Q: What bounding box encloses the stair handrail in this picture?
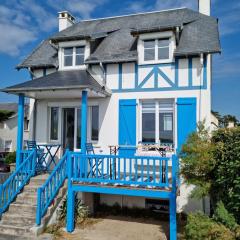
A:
[36,149,69,225]
[0,149,36,216]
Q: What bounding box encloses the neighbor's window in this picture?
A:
[63,46,85,67]
[5,140,12,152]
[91,106,99,141]
[141,100,174,144]
[50,107,59,140]
[143,38,170,62]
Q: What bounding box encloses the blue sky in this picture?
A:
[0,0,239,119]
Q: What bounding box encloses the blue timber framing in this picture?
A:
[111,56,207,93]
[16,94,25,169]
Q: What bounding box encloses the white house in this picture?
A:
[0,1,220,239]
[0,103,29,152]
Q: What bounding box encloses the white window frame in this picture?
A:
[59,40,90,70]
[4,140,12,152]
[139,99,175,144]
[49,107,60,142]
[138,31,175,65]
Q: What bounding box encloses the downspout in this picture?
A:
[198,53,204,122]
[99,62,106,85]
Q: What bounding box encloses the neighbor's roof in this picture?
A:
[2,70,110,96]
[17,8,221,68]
[0,103,29,117]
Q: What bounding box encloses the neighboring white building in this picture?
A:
[0,103,29,152]
[2,2,220,214]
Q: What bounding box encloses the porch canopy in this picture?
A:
[2,69,111,99]
[1,70,111,168]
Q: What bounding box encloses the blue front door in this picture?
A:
[118,99,137,156]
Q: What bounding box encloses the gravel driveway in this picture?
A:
[57,216,168,240]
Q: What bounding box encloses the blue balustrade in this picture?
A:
[70,153,177,189]
[36,150,68,225]
[0,149,36,216]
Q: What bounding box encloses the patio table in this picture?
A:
[37,144,61,171]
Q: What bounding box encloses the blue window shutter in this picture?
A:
[119,99,137,156]
[177,98,197,152]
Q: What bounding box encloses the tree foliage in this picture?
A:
[180,124,240,223]
[0,110,15,123]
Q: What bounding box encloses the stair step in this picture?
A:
[8,203,36,215]
[24,185,41,193]
[0,233,35,240]
[0,224,30,236]
[1,214,35,226]
[16,195,37,205]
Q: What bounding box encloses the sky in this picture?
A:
[0,0,239,119]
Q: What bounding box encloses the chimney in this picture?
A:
[198,0,211,15]
[58,11,75,31]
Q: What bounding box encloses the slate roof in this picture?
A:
[17,8,221,68]
[2,70,110,96]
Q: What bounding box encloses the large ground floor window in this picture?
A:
[141,99,174,144]
[49,105,99,150]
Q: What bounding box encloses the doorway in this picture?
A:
[63,108,75,150]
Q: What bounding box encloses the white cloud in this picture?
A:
[0,23,36,56]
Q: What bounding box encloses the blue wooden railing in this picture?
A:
[70,153,178,189]
[36,150,68,225]
[0,150,36,216]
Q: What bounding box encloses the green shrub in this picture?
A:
[5,151,16,164]
[58,196,89,223]
[213,201,237,230]
[212,127,240,223]
[185,212,235,240]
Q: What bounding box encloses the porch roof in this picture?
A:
[2,70,111,99]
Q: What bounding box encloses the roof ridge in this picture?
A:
[79,7,187,23]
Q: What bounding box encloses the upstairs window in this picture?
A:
[143,38,170,62]
[63,46,85,67]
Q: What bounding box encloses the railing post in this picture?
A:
[32,149,37,176]
[170,154,177,240]
[36,187,42,225]
[67,151,75,232]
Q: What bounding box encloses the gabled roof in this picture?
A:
[17,8,221,68]
[0,103,29,117]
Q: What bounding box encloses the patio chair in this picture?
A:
[27,140,47,172]
[85,143,103,178]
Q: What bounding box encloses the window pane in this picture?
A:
[77,109,81,149]
[142,102,155,143]
[91,106,99,141]
[159,98,173,144]
[158,39,169,47]
[144,48,155,61]
[144,40,155,49]
[64,55,73,66]
[76,46,84,54]
[158,47,169,60]
[50,107,59,140]
[64,47,73,55]
[76,54,84,65]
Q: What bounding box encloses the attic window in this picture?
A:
[63,46,85,67]
[143,38,170,62]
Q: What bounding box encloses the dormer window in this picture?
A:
[63,46,85,67]
[143,38,170,61]
[59,40,90,70]
[138,31,175,64]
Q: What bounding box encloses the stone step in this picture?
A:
[0,233,35,240]
[8,203,36,215]
[16,194,37,205]
[23,184,41,193]
[1,214,36,226]
[0,224,30,236]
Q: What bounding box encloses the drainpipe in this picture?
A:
[99,62,106,85]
